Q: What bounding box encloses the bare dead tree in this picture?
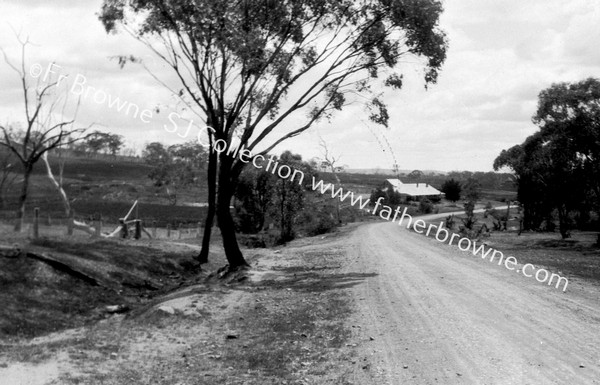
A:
[41,150,98,236]
[0,35,87,232]
[319,137,343,224]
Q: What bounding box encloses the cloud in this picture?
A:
[1,0,599,172]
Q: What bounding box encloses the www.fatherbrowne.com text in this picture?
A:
[213,138,569,292]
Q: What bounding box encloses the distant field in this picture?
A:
[480,189,517,202]
[0,200,208,228]
[1,154,208,223]
[1,154,516,229]
[30,155,152,182]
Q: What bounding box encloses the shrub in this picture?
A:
[441,179,461,202]
[429,195,442,203]
[419,198,434,214]
[462,201,477,230]
[487,208,507,231]
[297,207,339,237]
[340,206,358,223]
[445,214,455,230]
[306,213,338,236]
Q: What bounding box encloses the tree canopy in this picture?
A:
[100,0,447,149]
[494,78,600,239]
[83,130,124,156]
[142,141,206,188]
[99,0,448,268]
[440,178,461,202]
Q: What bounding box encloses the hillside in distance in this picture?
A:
[344,168,448,176]
[1,150,516,225]
[0,153,209,225]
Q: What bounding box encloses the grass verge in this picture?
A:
[41,244,362,384]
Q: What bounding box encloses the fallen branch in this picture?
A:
[73,220,96,235]
[105,225,123,238]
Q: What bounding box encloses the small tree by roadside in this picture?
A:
[234,167,275,234]
[460,177,481,234]
[445,214,455,230]
[419,198,434,214]
[462,200,477,231]
[234,151,317,244]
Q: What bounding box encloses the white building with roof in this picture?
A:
[385,179,444,201]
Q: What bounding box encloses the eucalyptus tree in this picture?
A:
[495,78,600,239]
[99,0,448,269]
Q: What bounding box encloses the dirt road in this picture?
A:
[346,220,600,384]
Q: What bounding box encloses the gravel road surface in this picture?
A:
[346,220,600,384]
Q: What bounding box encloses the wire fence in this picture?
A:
[0,206,205,241]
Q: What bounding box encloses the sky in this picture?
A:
[1,0,599,172]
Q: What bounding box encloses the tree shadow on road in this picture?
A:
[250,269,378,293]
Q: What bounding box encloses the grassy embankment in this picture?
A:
[1,226,366,385]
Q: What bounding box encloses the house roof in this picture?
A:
[386,179,443,196]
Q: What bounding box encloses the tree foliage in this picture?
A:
[462,177,481,203]
[234,151,316,243]
[234,166,276,234]
[142,141,206,203]
[440,178,461,202]
[99,0,448,267]
[494,78,600,239]
[408,169,424,179]
[83,130,124,156]
[370,185,402,207]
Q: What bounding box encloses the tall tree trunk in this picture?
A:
[14,164,32,232]
[197,146,218,264]
[216,154,248,269]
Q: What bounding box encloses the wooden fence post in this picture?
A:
[67,211,74,236]
[152,221,157,238]
[134,220,141,240]
[178,223,183,239]
[33,207,39,239]
[94,219,102,238]
[166,224,171,238]
[197,222,202,239]
[120,218,128,238]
